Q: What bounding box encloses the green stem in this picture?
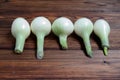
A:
[36,34,45,59]
[15,35,25,54]
[103,47,108,56]
[82,33,93,58]
[59,35,68,49]
[101,36,109,56]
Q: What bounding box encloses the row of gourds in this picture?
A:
[11,17,110,59]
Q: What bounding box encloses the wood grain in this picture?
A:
[0,0,120,79]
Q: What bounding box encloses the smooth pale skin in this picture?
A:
[74,18,93,57]
[94,19,110,56]
[31,17,51,59]
[52,17,74,49]
[11,17,31,53]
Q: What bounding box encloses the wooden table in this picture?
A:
[0,0,120,79]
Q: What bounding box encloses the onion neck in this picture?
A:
[59,35,68,49]
[82,33,93,58]
[101,36,109,48]
[100,36,109,56]
[15,35,25,54]
[36,34,45,59]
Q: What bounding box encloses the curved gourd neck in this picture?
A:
[82,33,93,57]
[15,35,25,54]
[36,34,45,59]
[59,35,68,49]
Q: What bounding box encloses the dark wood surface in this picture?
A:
[0,0,120,79]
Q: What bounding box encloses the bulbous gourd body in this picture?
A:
[31,17,51,59]
[74,18,93,57]
[52,17,74,49]
[94,19,110,56]
[11,17,30,53]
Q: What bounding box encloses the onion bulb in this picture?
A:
[52,17,74,49]
[31,17,51,59]
[74,18,93,57]
[11,17,31,54]
[94,19,110,56]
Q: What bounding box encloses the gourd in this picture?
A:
[31,17,51,59]
[52,17,74,49]
[94,19,110,56]
[11,17,31,53]
[74,18,93,57]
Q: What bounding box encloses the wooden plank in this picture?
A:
[0,0,120,79]
[0,50,119,79]
[0,50,119,60]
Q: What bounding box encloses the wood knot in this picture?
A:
[103,60,110,65]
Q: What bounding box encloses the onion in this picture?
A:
[31,17,51,59]
[52,17,74,49]
[94,19,110,56]
[74,18,93,57]
[11,17,31,53]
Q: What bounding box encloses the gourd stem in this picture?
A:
[101,36,109,48]
[59,35,68,49]
[103,47,108,56]
[82,34,93,58]
[15,35,25,54]
[101,36,109,56]
[37,34,44,59]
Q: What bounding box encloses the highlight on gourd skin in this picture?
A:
[31,16,51,59]
[94,19,110,56]
[52,17,74,49]
[11,17,31,54]
[74,17,93,58]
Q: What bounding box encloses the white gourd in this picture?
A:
[74,18,93,57]
[31,17,51,59]
[52,17,74,49]
[94,19,110,56]
[11,17,31,53]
